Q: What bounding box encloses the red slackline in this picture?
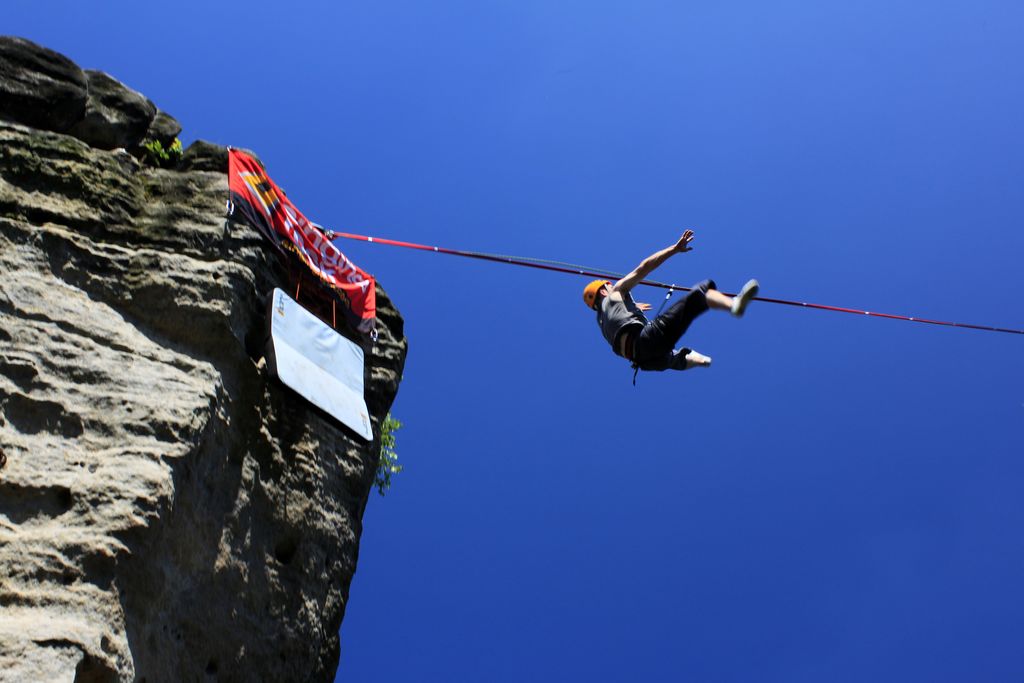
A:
[328,231,1024,336]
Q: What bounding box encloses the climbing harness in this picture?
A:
[630,285,677,386]
[329,231,1024,336]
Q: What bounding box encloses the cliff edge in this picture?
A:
[0,37,407,682]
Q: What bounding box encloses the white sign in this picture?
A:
[267,288,372,440]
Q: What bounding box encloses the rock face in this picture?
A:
[0,37,88,134]
[0,37,407,682]
[67,70,158,151]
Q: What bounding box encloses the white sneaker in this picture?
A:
[731,279,759,317]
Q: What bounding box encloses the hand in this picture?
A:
[674,229,695,253]
[636,302,652,312]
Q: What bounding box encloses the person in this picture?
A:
[583,230,759,372]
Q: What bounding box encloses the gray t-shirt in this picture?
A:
[597,291,647,355]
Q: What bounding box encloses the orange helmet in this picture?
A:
[583,279,610,309]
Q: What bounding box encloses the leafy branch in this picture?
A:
[375,413,403,496]
[141,137,183,168]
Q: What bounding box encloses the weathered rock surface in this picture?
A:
[0,37,406,682]
[0,35,179,153]
[67,69,158,150]
[0,36,87,134]
[145,111,183,149]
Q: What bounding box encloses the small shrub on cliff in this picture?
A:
[376,413,402,496]
[141,137,183,168]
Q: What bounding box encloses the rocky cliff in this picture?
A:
[0,37,407,682]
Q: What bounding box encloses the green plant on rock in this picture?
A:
[142,137,183,168]
[375,413,403,496]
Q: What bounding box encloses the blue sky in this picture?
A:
[9,2,1024,680]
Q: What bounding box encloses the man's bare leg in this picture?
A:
[707,279,759,317]
[685,350,712,368]
[706,290,733,310]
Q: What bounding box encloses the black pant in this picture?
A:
[633,279,715,371]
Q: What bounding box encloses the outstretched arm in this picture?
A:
[612,230,694,294]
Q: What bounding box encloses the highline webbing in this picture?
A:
[327,231,1024,336]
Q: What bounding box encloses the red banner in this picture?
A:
[228,149,376,333]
